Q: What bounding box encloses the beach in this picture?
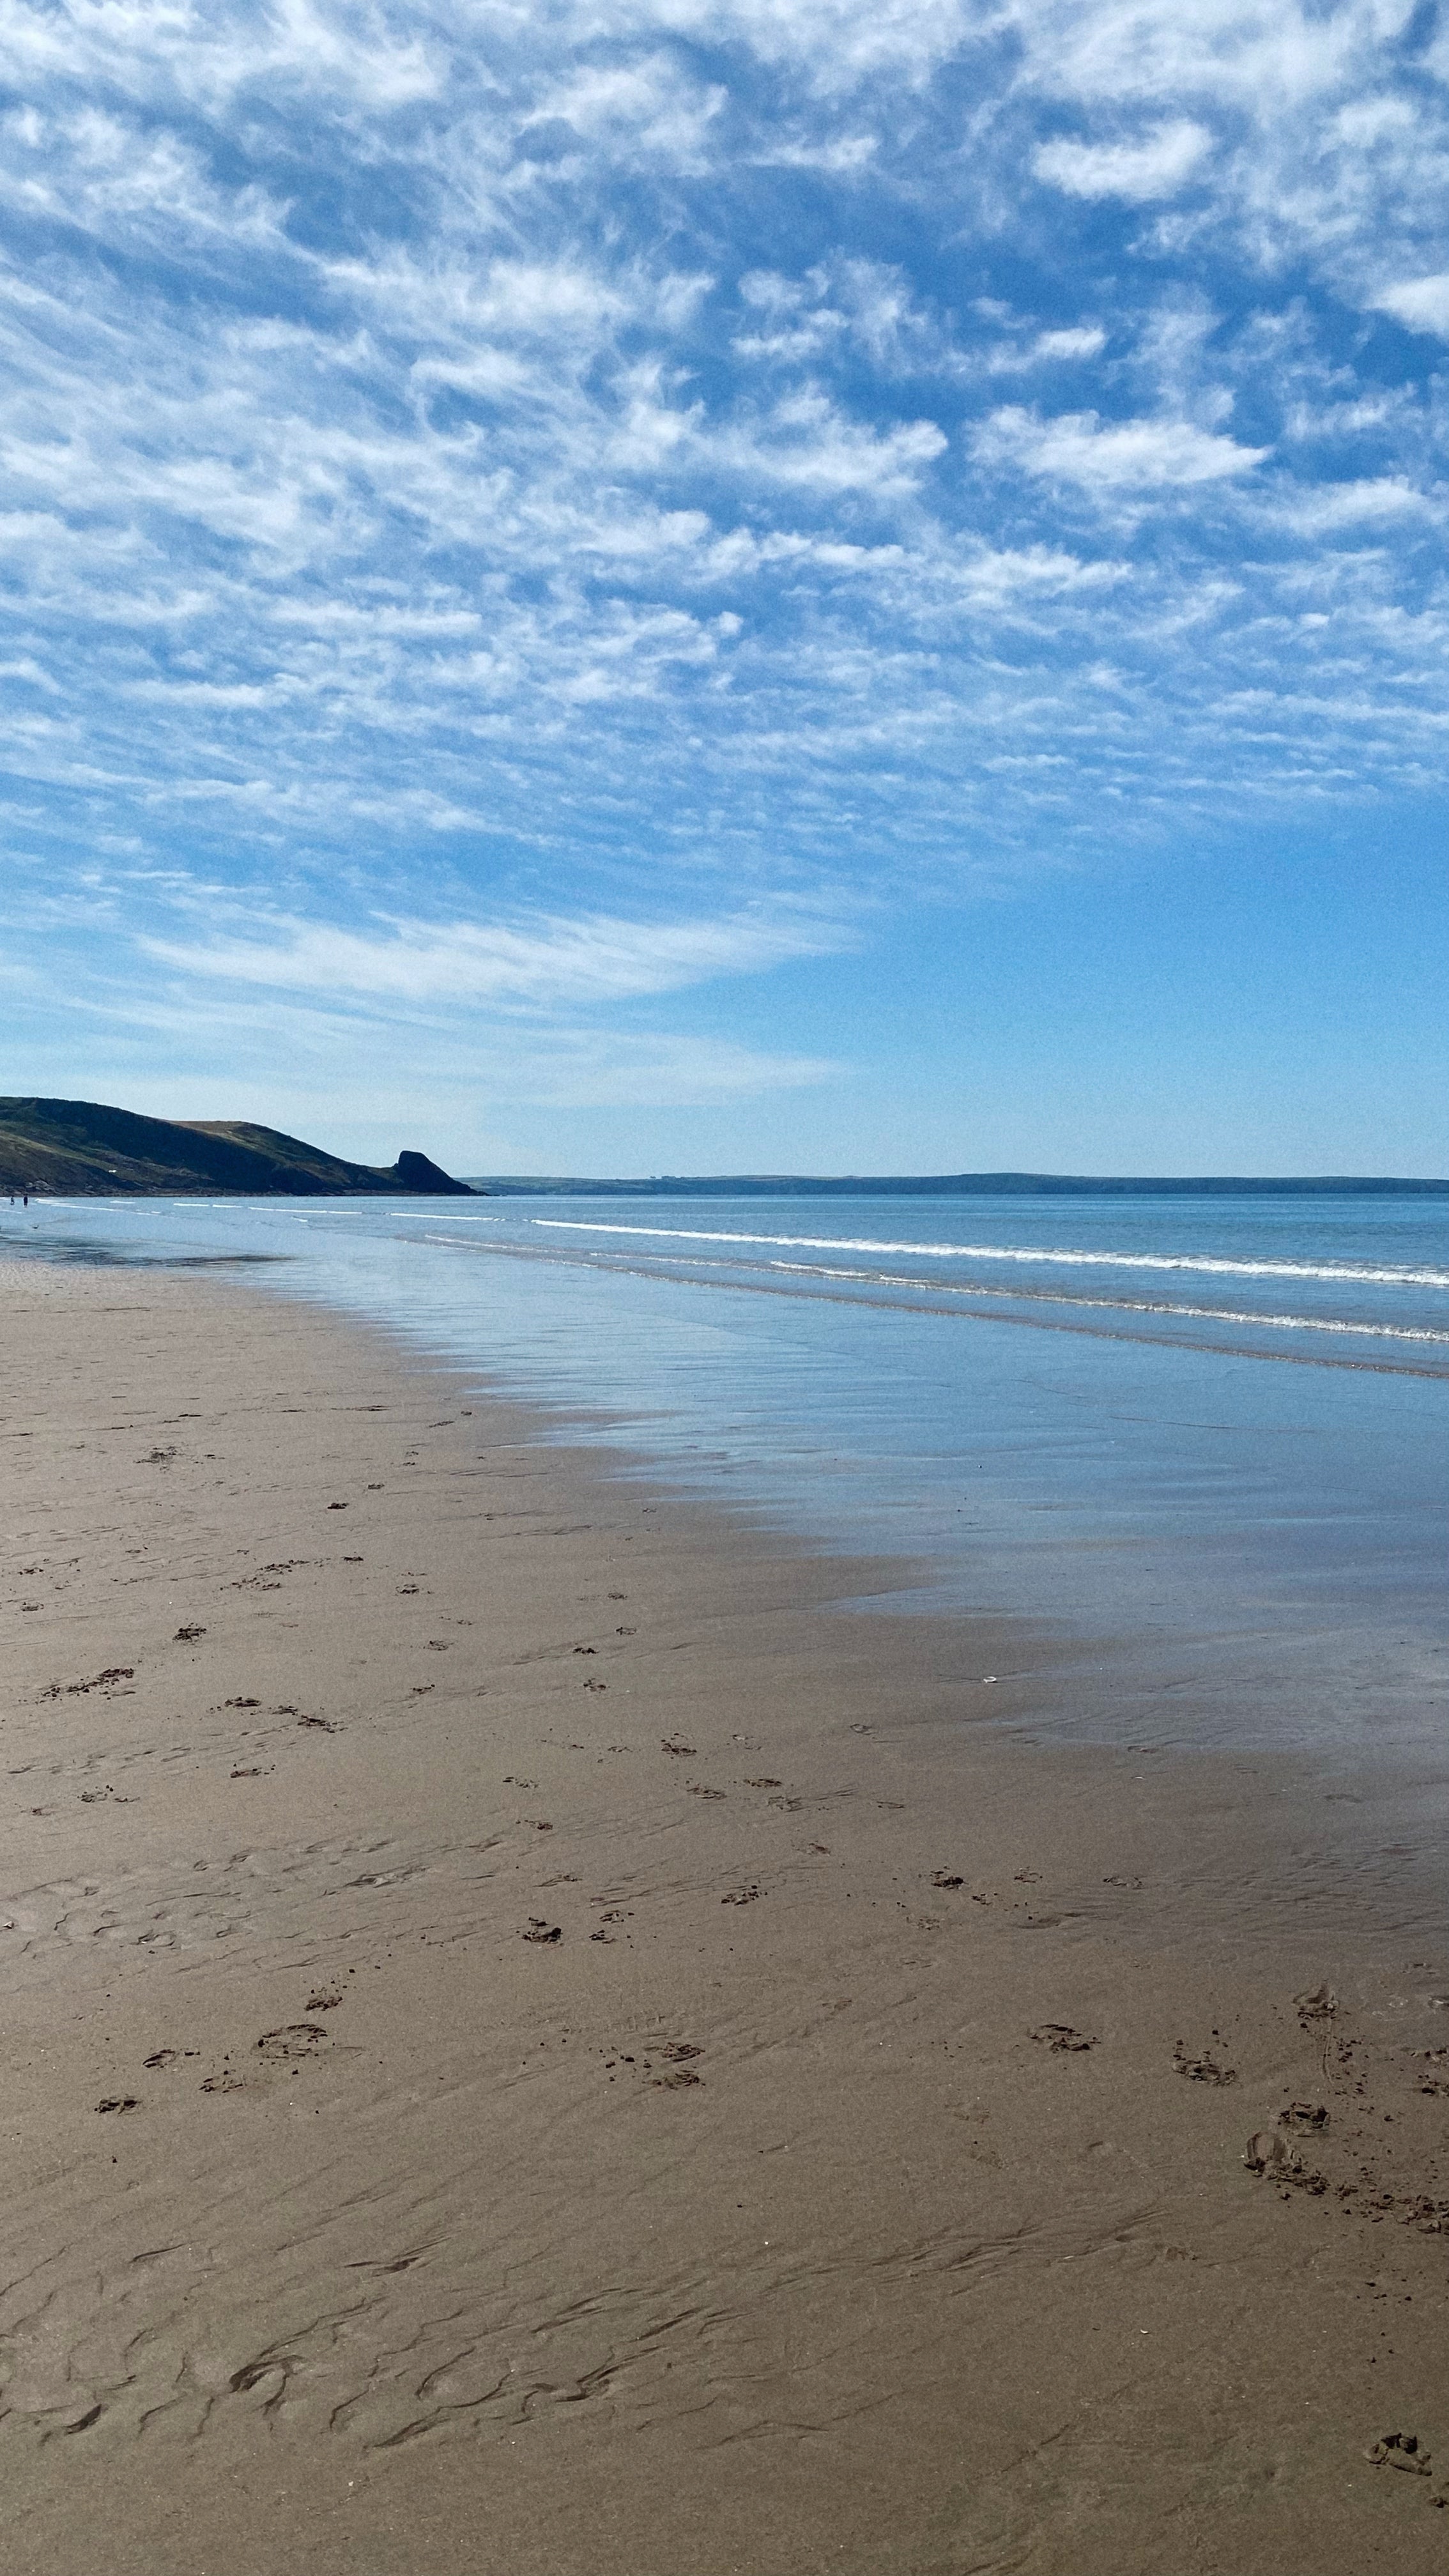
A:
[6,1257,1449,2575]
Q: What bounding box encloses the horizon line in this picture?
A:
[464,1169,1449,1193]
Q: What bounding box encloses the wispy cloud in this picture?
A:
[141,903,854,1006]
[1,0,1446,1147]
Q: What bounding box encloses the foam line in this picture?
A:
[532,1218,1449,1292]
[753,1260,1449,1344]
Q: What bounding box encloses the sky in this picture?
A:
[1,0,1446,1176]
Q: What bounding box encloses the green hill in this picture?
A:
[0,1098,474,1197]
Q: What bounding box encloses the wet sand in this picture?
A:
[5,1257,1449,2575]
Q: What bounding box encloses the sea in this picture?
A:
[5,1188,1446,1770]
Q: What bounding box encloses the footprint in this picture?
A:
[721,1884,761,1906]
[43,1667,134,1701]
[1294,1982,1337,2020]
[256,2022,328,2063]
[1366,2433,1432,2476]
[95,2096,140,2114]
[521,1920,562,1945]
[1174,2043,1238,2085]
[1243,2130,1294,2174]
[662,1736,695,1758]
[1031,2025,1095,2053]
[930,1869,965,1890]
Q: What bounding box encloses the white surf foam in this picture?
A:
[753,1261,1449,1346]
[532,1218,1449,1292]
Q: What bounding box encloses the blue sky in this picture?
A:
[1,0,1446,1174]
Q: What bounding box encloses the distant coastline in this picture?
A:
[468,1170,1449,1197]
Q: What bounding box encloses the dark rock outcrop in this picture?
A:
[390,1150,474,1196]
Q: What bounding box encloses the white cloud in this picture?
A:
[1003,1,1412,114]
[988,323,1107,372]
[531,56,726,168]
[1266,476,1431,532]
[977,407,1270,490]
[139,905,854,1007]
[0,0,441,111]
[323,250,642,343]
[716,391,947,493]
[618,0,977,89]
[1371,275,1449,341]
[955,542,1130,600]
[1035,120,1211,203]
[1032,325,1107,361]
[755,131,879,172]
[734,260,946,374]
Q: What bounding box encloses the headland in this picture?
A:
[0,1097,473,1198]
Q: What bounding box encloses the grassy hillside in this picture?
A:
[0,1099,473,1197]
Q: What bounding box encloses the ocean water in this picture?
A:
[6,1188,1447,1763]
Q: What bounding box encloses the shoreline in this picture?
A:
[6,1259,1449,2573]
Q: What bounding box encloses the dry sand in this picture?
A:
[4,1258,1449,2573]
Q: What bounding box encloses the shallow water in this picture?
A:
[5,1188,1446,1765]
